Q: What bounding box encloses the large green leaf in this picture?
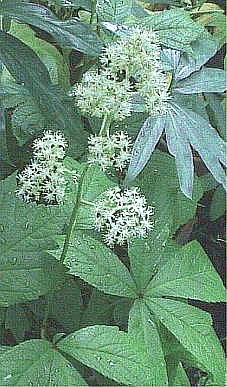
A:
[0,31,88,141]
[145,240,225,302]
[4,21,70,87]
[137,150,203,235]
[0,339,87,385]
[128,300,168,386]
[174,38,218,80]
[0,173,67,306]
[97,0,147,24]
[146,298,225,385]
[142,9,207,52]
[125,115,166,184]
[174,68,227,94]
[168,102,226,193]
[205,92,226,141]
[0,1,102,56]
[58,325,157,385]
[50,232,137,298]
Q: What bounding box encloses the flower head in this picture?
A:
[94,186,154,247]
[88,132,132,171]
[16,131,69,205]
[70,25,170,120]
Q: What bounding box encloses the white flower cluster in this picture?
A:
[16,131,68,204]
[88,132,132,171]
[94,186,154,247]
[70,26,169,120]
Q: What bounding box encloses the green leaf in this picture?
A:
[165,108,194,199]
[145,240,226,302]
[198,173,219,192]
[209,185,226,221]
[169,102,226,193]
[175,38,218,80]
[137,150,203,235]
[58,325,157,385]
[48,279,82,334]
[50,0,92,11]
[7,21,70,87]
[174,68,227,94]
[97,0,147,24]
[0,173,67,306]
[0,1,103,56]
[50,231,137,298]
[146,298,225,385]
[128,300,168,386]
[5,304,30,342]
[0,31,88,141]
[0,339,87,385]
[207,13,226,48]
[143,9,207,52]
[125,115,166,184]
[80,289,117,328]
[168,361,190,386]
[0,102,12,166]
[204,92,226,141]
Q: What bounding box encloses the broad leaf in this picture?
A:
[0,1,102,56]
[137,150,203,235]
[174,38,218,80]
[169,102,226,193]
[205,92,226,141]
[128,300,168,386]
[145,240,226,302]
[97,0,147,24]
[174,68,227,94]
[50,232,137,298]
[0,174,67,306]
[142,9,207,52]
[125,115,166,184]
[58,325,157,385]
[0,339,87,385]
[146,298,225,385]
[0,31,88,141]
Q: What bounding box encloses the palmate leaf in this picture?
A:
[0,173,68,306]
[0,339,87,386]
[128,300,168,386]
[174,38,218,81]
[145,240,225,302]
[0,1,102,56]
[125,115,166,185]
[50,232,137,298]
[174,68,227,94]
[142,9,207,52]
[169,102,226,193]
[58,325,156,385]
[146,298,225,385]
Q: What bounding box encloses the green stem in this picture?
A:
[59,165,89,265]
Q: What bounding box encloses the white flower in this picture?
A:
[70,25,170,120]
[16,131,70,205]
[88,132,132,172]
[94,186,154,247]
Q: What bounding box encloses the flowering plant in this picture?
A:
[0,0,225,386]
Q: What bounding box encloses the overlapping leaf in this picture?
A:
[0,173,67,306]
[128,300,168,386]
[174,68,226,94]
[0,1,102,56]
[0,339,87,385]
[50,232,137,298]
[58,325,156,385]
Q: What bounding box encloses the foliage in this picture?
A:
[0,0,225,386]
